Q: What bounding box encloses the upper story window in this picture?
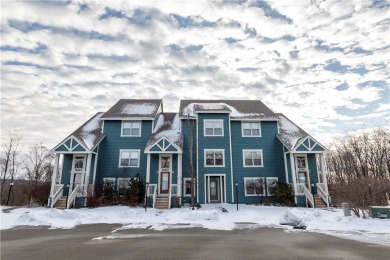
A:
[205,149,225,167]
[119,149,140,167]
[242,122,261,137]
[243,150,263,167]
[122,121,141,137]
[204,120,223,136]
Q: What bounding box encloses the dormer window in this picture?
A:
[121,121,141,137]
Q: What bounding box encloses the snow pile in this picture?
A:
[2,204,389,245]
[182,103,265,119]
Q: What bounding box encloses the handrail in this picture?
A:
[302,185,314,208]
[316,183,330,208]
[147,184,157,208]
[66,185,84,209]
[50,184,64,208]
[168,184,179,209]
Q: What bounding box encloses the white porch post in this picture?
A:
[146,153,151,183]
[50,154,60,197]
[320,154,329,193]
[177,154,182,197]
[84,153,92,195]
[92,153,98,189]
[289,153,298,204]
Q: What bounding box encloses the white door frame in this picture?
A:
[204,174,226,203]
[294,154,310,194]
[69,154,86,194]
[158,154,172,196]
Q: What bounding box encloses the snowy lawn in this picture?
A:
[1,204,389,246]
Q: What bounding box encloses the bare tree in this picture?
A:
[22,143,54,206]
[327,128,390,218]
[183,109,197,207]
[1,133,22,204]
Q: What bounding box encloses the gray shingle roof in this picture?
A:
[146,113,183,151]
[101,99,162,119]
[275,113,308,151]
[179,100,279,120]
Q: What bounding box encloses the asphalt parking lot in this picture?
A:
[1,224,389,260]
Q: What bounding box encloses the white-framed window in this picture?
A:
[204,119,223,136]
[243,150,263,167]
[119,150,140,167]
[267,177,278,196]
[121,121,141,137]
[118,177,131,195]
[244,177,265,196]
[183,178,195,197]
[205,149,225,167]
[103,178,116,190]
[242,122,261,137]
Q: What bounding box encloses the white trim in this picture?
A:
[50,154,60,197]
[196,118,199,200]
[83,153,92,194]
[244,177,265,196]
[121,121,142,137]
[92,151,98,188]
[284,152,289,183]
[177,154,182,197]
[241,121,261,137]
[266,177,278,196]
[144,137,183,153]
[146,153,151,183]
[203,119,224,137]
[229,116,234,202]
[294,154,310,194]
[183,177,193,197]
[101,120,104,134]
[204,149,225,167]
[204,174,226,203]
[289,153,298,203]
[230,118,280,121]
[292,136,328,153]
[118,149,140,168]
[101,117,154,120]
[158,154,172,195]
[51,135,89,153]
[242,149,264,167]
[70,154,87,194]
[194,111,231,114]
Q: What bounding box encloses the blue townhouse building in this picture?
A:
[49,99,330,209]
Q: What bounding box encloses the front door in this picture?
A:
[71,156,85,194]
[295,155,309,189]
[209,177,220,202]
[160,172,170,194]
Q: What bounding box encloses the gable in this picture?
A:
[145,137,181,153]
[53,136,89,153]
[293,137,327,153]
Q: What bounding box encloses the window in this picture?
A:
[267,177,278,196]
[243,150,263,167]
[242,122,261,137]
[183,178,195,197]
[118,178,131,195]
[204,120,223,136]
[103,178,116,191]
[244,177,265,196]
[205,150,224,167]
[119,150,140,167]
[122,121,141,137]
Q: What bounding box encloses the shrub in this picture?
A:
[123,173,144,206]
[270,181,294,206]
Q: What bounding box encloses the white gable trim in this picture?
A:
[144,137,182,154]
[292,136,328,153]
[51,135,90,153]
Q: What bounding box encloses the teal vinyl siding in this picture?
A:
[197,114,232,203]
[73,145,86,152]
[308,154,318,187]
[150,154,159,184]
[89,154,96,183]
[96,120,152,186]
[231,121,284,203]
[311,144,325,152]
[61,154,73,196]
[65,139,71,148]
[55,144,69,152]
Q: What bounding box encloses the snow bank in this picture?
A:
[1,205,389,245]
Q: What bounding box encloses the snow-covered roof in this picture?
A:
[101,99,162,119]
[179,100,279,120]
[276,113,308,151]
[72,112,105,150]
[145,113,183,151]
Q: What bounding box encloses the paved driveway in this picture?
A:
[1,224,389,260]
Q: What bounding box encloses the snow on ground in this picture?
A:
[1,204,389,246]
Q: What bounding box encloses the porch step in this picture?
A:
[313,196,327,208]
[154,197,170,209]
[55,198,67,210]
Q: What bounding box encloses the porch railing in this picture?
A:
[300,184,314,208]
[316,183,330,208]
[67,185,84,209]
[50,184,64,208]
[147,184,157,208]
[168,184,179,209]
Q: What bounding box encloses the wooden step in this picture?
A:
[55,198,67,210]
[154,197,170,209]
[313,196,327,208]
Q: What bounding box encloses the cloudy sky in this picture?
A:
[1,0,389,150]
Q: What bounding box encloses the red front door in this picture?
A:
[160,172,170,194]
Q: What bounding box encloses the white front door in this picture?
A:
[159,155,172,195]
[295,155,310,190]
[70,155,86,194]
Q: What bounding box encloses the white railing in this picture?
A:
[147,184,157,208]
[168,184,179,209]
[316,183,330,208]
[50,184,64,208]
[296,183,305,194]
[302,185,314,208]
[66,185,84,209]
